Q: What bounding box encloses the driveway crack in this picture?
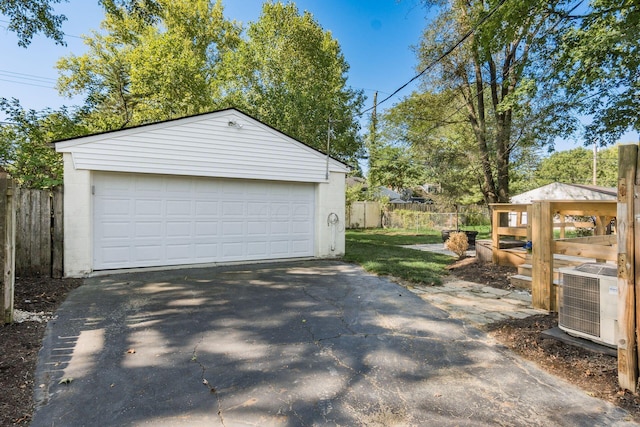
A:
[192,336,225,426]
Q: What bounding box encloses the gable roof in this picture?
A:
[55,108,350,183]
[510,182,617,204]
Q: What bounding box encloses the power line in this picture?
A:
[0,19,84,40]
[0,78,56,90]
[358,0,509,117]
[0,69,57,84]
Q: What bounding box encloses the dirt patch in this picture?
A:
[2,261,640,424]
[447,256,516,290]
[0,276,82,426]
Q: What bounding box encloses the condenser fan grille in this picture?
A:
[559,274,600,337]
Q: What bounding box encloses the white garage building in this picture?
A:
[55,109,349,277]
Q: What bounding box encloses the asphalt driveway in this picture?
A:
[32,260,636,426]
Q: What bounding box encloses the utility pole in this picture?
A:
[593,142,597,185]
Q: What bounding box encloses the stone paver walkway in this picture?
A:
[405,278,546,326]
[403,243,546,326]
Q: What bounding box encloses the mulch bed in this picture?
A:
[0,277,83,426]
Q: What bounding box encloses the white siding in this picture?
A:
[56,110,348,183]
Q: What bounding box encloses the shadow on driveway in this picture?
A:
[32,260,636,426]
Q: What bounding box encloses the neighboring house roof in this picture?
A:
[510,182,617,204]
[346,176,366,187]
[55,108,349,183]
[377,187,406,203]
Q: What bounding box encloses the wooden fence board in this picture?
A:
[52,186,63,278]
[14,187,61,277]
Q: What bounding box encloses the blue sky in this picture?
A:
[0,0,635,150]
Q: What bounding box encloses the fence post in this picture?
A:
[1,173,15,324]
[617,144,638,392]
[52,186,64,278]
[531,201,553,311]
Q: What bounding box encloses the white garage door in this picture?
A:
[93,172,315,270]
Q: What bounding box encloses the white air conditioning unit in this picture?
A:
[558,263,618,348]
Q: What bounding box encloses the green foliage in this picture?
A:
[554,0,640,144]
[388,210,437,230]
[379,91,483,205]
[0,98,87,189]
[218,2,364,162]
[411,0,577,204]
[462,207,491,227]
[367,143,426,193]
[0,0,68,47]
[56,0,240,130]
[344,229,451,285]
[534,145,618,187]
[54,1,363,162]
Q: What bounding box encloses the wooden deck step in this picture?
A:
[510,274,532,291]
[517,264,562,280]
[510,274,562,291]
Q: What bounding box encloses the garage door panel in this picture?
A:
[247,241,268,256]
[166,244,191,260]
[223,222,244,236]
[222,242,243,258]
[195,243,218,259]
[134,245,163,262]
[93,173,315,270]
[195,201,218,216]
[195,221,218,236]
[247,221,268,236]
[270,241,289,255]
[166,200,192,216]
[135,200,162,215]
[102,222,131,239]
[166,221,191,237]
[135,176,164,192]
[102,198,131,215]
[271,222,289,234]
[292,221,312,234]
[222,201,244,216]
[272,204,290,218]
[247,202,269,216]
[292,240,312,254]
[135,222,163,238]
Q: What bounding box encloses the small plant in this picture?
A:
[445,231,469,259]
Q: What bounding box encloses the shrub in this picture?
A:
[445,231,469,259]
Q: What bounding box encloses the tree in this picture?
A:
[0,98,87,188]
[56,0,240,130]
[367,144,426,193]
[0,0,67,47]
[554,0,640,145]
[380,90,484,206]
[218,2,364,162]
[534,145,618,187]
[0,0,161,47]
[414,0,576,204]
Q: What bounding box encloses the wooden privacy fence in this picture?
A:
[347,201,381,228]
[15,187,63,278]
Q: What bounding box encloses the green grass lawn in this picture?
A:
[343,229,455,285]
